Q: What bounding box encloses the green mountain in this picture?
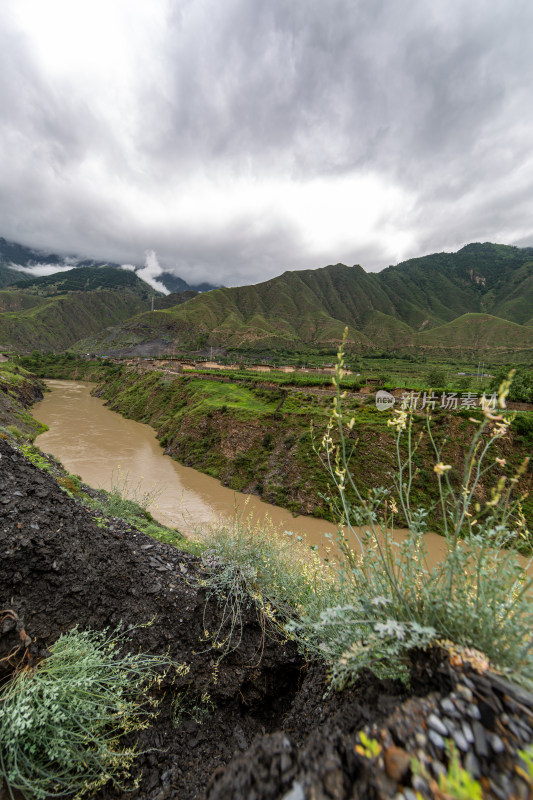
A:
[10,265,157,297]
[72,243,533,360]
[0,236,217,293]
[0,267,157,352]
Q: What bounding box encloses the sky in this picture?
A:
[1,0,533,289]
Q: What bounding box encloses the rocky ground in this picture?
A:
[0,434,532,799]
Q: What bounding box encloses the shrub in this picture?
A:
[198,509,336,660]
[0,627,186,799]
[287,335,533,687]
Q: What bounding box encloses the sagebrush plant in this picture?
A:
[198,508,337,661]
[0,626,187,800]
[287,330,532,687]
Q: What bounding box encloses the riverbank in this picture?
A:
[91,365,533,539]
[0,361,47,440]
[1,434,532,800]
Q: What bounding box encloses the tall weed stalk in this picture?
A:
[288,332,532,687]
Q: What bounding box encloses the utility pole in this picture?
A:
[151,296,154,312]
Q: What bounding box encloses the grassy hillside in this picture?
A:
[0,290,151,353]
[410,313,533,358]
[91,366,532,538]
[0,361,48,439]
[73,243,533,359]
[0,265,160,352]
[0,264,25,289]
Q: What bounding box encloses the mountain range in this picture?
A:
[73,242,533,361]
[1,239,532,359]
[0,236,216,294]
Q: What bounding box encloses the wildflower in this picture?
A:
[495,457,506,467]
[479,395,503,420]
[387,409,407,431]
[492,419,511,437]
[434,462,452,476]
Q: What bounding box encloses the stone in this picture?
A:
[489,734,505,754]
[414,732,427,748]
[464,751,481,779]
[472,721,489,758]
[384,746,411,782]
[462,721,474,744]
[451,729,468,752]
[466,703,481,720]
[455,677,474,703]
[428,730,445,750]
[428,713,448,737]
[440,698,459,717]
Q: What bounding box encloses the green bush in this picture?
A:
[198,510,336,659]
[0,627,185,799]
[287,333,533,687]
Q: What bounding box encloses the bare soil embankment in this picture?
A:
[1,436,532,800]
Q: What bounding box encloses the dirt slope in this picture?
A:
[1,437,531,800]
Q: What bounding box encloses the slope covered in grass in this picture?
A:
[73,243,533,358]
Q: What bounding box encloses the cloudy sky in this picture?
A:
[1,0,532,288]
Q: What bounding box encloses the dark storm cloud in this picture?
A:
[0,0,532,285]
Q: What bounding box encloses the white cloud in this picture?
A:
[11,264,74,278]
[134,250,170,295]
[0,0,532,285]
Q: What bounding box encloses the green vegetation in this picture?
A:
[411,740,483,800]
[89,364,532,532]
[0,626,185,800]
[0,361,47,440]
[517,743,533,786]
[0,288,151,352]
[195,342,532,699]
[82,470,201,555]
[287,341,533,687]
[489,366,533,403]
[17,350,113,380]
[74,242,533,361]
[9,265,155,297]
[171,689,214,727]
[2,335,532,795]
[198,511,336,660]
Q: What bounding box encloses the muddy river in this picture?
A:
[33,380,495,568]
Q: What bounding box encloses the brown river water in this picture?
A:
[34,381,531,576]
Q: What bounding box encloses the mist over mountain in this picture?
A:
[0,237,217,295]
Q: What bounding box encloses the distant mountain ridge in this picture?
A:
[0,265,160,352]
[9,266,157,297]
[0,236,216,295]
[73,242,533,360]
